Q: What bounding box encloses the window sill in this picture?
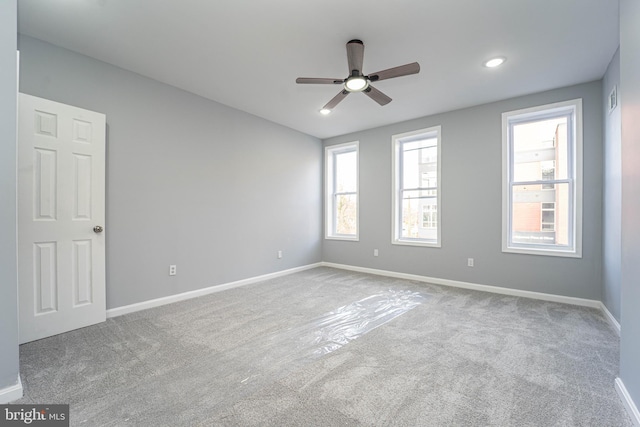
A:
[502,246,582,258]
[392,240,440,248]
[325,235,359,242]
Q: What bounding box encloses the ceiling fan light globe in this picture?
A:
[345,77,368,92]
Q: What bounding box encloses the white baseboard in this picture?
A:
[599,302,621,335]
[0,376,23,404]
[616,377,640,426]
[107,263,322,318]
[321,262,602,308]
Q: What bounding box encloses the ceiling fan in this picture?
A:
[296,39,420,113]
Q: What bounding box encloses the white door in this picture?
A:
[18,94,106,344]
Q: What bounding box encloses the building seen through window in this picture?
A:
[511,117,568,246]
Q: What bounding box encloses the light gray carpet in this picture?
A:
[16,267,632,426]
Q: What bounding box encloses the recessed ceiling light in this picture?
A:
[319,108,331,115]
[484,57,506,68]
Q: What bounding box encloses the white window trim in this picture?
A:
[501,99,583,258]
[325,141,359,241]
[392,126,442,248]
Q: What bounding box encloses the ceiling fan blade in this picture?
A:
[346,39,364,75]
[323,90,350,110]
[296,77,344,84]
[363,85,392,106]
[368,62,420,82]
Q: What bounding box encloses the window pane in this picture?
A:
[511,183,569,246]
[541,211,554,223]
[400,190,437,240]
[335,194,357,235]
[335,151,357,193]
[512,117,569,182]
[402,140,437,189]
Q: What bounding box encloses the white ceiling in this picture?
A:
[17,0,619,139]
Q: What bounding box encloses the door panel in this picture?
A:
[18,93,106,344]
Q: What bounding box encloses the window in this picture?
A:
[541,202,555,231]
[422,205,437,229]
[541,161,555,189]
[325,142,358,240]
[502,99,582,257]
[392,126,441,247]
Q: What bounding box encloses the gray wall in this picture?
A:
[0,0,20,393]
[323,81,603,300]
[18,35,322,309]
[620,0,640,411]
[602,48,622,322]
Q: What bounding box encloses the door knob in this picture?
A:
[93,225,104,233]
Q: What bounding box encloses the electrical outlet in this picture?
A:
[467,258,474,267]
[374,249,379,257]
[277,250,283,259]
[169,265,177,276]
